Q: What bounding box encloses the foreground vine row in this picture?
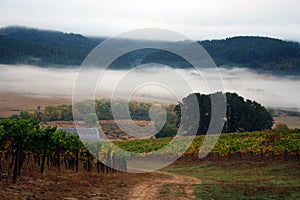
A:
[0,119,127,183]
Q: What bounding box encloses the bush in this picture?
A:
[273,122,289,131]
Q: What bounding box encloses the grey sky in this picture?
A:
[0,0,300,41]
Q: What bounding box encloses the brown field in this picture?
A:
[0,92,71,117]
[44,120,151,140]
[274,116,300,129]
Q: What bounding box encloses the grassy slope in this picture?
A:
[163,160,300,200]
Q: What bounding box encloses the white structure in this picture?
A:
[57,128,100,142]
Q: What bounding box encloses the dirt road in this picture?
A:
[129,171,201,200]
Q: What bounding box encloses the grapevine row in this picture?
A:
[114,129,300,159]
[0,119,128,183]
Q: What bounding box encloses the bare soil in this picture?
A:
[43,120,152,140]
[0,167,200,200]
[129,171,200,200]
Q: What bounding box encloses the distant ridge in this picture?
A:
[199,36,300,74]
[0,26,300,74]
[0,26,103,66]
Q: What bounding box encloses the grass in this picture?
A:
[163,160,300,200]
[160,184,177,195]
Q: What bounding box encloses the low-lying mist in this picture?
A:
[0,64,299,109]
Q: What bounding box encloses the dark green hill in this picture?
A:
[0,26,103,66]
[199,36,300,74]
[1,26,300,74]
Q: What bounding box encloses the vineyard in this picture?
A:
[0,119,128,184]
[1,118,300,184]
[114,129,300,161]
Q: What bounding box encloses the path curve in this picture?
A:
[129,171,201,200]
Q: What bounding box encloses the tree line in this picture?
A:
[11,92,274,137]
[14,100,158,121]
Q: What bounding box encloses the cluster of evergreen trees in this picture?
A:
[177,92,273,135]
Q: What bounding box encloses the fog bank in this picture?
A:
[0,64,299,109]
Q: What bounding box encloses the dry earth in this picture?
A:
[129,171,201,200]
[43,120,152,140]
[0,168,201,200]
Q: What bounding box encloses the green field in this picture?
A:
[163,160,300,200]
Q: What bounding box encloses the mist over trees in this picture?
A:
[1,26,300,74]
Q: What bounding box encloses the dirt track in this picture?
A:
[129,171,201,200]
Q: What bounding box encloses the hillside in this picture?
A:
[200,37,300,74]
[1,26,300,74]
[0,26,103,66]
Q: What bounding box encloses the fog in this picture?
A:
[0,64,300,109]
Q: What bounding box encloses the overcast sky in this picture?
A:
[1,0,300,41]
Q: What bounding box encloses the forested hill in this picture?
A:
[0,26,103,66]
[199,37,300,74]
[1,26,300,74]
